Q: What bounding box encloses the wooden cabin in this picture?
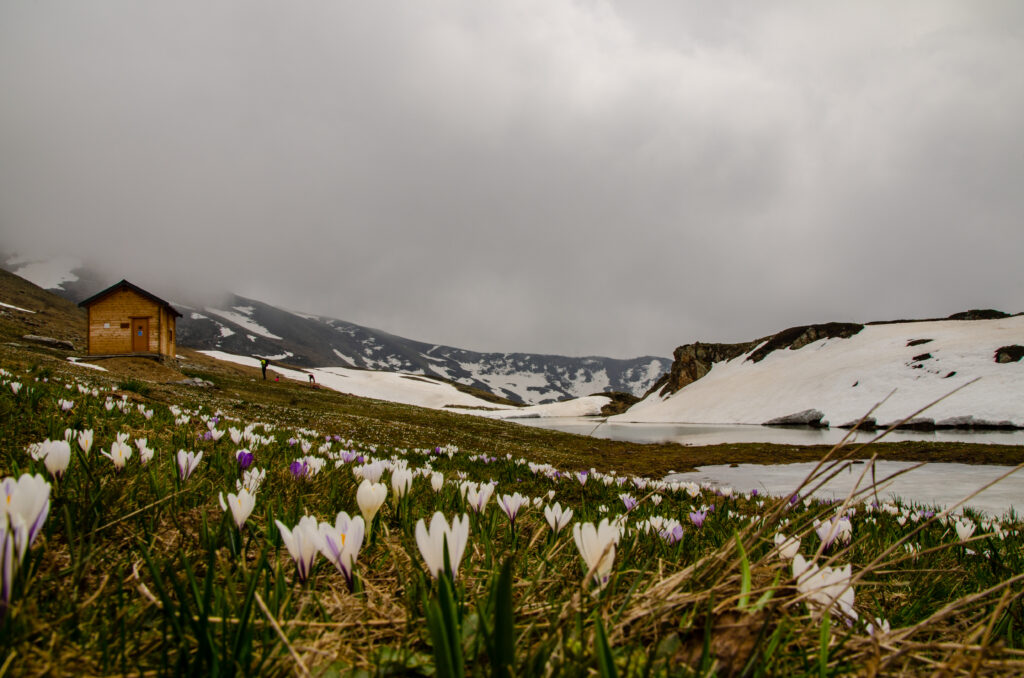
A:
[78,280,182,358]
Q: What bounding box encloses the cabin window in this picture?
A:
[103,322,110,328]
[120,323,129,329]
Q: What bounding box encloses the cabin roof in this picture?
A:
[78,279,182,318]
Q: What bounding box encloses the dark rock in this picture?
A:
[655,341,760,397]
[838,417,877,431]
[944,371,957,378]
[948,309,1010,321]
[911,352,932,362]
[935,416,1020,430]
[891,417,936,431]
[764,409,827,428]
[906,338,933,347]
[598,392,641,416]
[746,322,863,364]
[22,334,75,351]
[995,345,1024,363]
[174,377,215,388]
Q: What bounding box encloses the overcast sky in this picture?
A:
[2,1,1022,358]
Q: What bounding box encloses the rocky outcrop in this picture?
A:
[598,392,641,416]
[995,345,1024,363]
[651,322,865,399]
[746,323,864,364]
[655,341,760,397]
[22,334,75,351]
[948,309,1011,321]
[764,409,828,427]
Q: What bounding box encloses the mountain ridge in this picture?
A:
[0,256,670,404]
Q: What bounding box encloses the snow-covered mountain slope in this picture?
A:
[175,295,669,405]
[615,316,1024,428]
[3,257,669,404]
[201,350,611,416]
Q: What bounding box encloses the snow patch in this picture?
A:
[199,350,513,412]
[205,307,283,340]
[0,301,35,314]
[8,255,80,290]
[66,357,107,371]
[617,317,1024,427]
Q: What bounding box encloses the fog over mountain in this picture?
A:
[2,2,1023,357]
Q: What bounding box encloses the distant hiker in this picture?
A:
[260,358,268,380]
[308,373,315,384]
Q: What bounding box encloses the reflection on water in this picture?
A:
[664,461,1024,517]
[514,417,1024,446]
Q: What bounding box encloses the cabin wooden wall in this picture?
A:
[86,289,175,357]
[158,305,177,357]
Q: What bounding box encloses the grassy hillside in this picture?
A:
[2,270,1024,675]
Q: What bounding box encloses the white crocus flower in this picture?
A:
[355,461,385,484]
[219,489,256,529]
[955,519,976,542]
[465,482,495,513]
[2,473,51,551]
[1,474,51,604]
[77,429,94,455]
[176,450,203,480]
[415,512,470,580]
[572,519,618,590]
[318,512,365,588]
[102,441,132,471]
[774,533,801,561]
[275,515,321,582]
[792,554,857,622]
[29,440,71,480]
[391,468,414,499]
[544,503,573,534]
[138,443,155,465]
[356,480,387,523]
[238,467,266,494]
[430,472,444,493]
[497,493,529,528]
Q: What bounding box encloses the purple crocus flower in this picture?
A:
[290,460,308,478]
[620,494,639,512]
[236,450,255,470]
[660,524,684,545]
[750,489,759,497]
[689,510,707,528]
[577,471,589,486]
[789,493,800,506]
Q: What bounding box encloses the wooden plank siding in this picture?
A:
[85,289,176,357]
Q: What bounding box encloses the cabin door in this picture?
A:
[132,318,149,352]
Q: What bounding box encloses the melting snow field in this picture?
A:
[200,351,514,411]
[617,316,1024,427]
[199,351,611,416]
[666,461,1024,517]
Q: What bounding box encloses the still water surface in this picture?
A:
[665,461,1023,517]
[514,417,1024,446]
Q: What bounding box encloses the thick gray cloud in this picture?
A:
[2,1,1022,357]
